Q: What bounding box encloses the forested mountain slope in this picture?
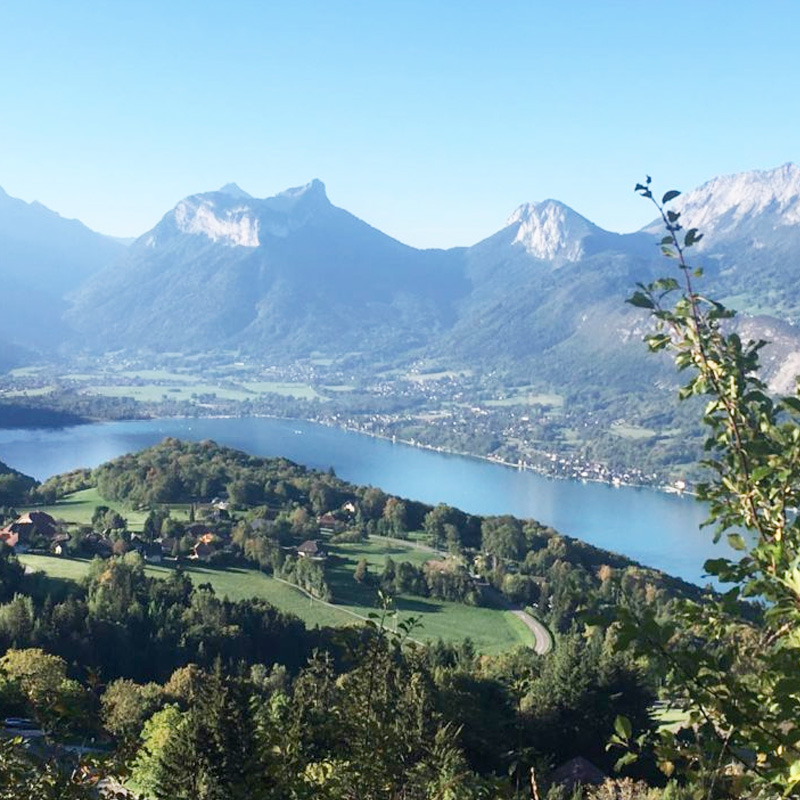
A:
[67,181,469,358]
[59,167,800,396]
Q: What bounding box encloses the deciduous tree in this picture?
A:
[612,179,800,797]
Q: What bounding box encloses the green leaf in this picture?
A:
[614,752,638,771]
[646,334,671,352]
[614,715,632,740]
[627,292,655,309]
[654,277,679,291]
[662,190,681,204]
[750,465,772,482]
[782,396,800,415]
[684,228,702,247]
[727,533,747,551]
[703,557,732,575]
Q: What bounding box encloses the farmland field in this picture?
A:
[17,545,536,654]
[30,488,191,530]
[91,383,254,402]
[240,381,321,400]
[485,390,563,408]
[609,421,657,440]
[324,538,535,651]
[20,484,536,653]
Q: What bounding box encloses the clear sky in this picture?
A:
[1,1,798,248]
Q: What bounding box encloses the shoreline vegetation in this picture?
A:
[7,436,698,640]
[336,422,694,497]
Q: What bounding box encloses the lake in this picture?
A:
[0,416,727,584]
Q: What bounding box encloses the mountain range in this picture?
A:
[4,165,800,393]
[0,186,126,365]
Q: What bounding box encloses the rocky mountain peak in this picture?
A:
[172,194,260,249]
[505,199,598,262]
[217,182,252,200]
[263,179,329,214]
[658,163,800,238]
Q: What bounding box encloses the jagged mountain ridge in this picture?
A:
[646,164,800,324]
[5,166,800,391]
[664,163,800,237]
[67,181,469,357]
[69,179,649,364]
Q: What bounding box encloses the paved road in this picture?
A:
[510,608,553,655]
[372,535,553,654]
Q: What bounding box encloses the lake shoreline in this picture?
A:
[0,414,719,583]
[3,407,692,497]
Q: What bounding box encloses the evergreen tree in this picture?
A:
[151,665,261,800]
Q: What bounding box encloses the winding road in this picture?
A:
[371,535,553,654]
[510,608,553,655]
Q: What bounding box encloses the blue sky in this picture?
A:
[1,1,798,247]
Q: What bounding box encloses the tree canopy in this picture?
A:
[610,179,800,797]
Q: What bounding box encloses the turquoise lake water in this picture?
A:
[0,416,728,584]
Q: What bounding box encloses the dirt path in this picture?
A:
[272,575,424,644]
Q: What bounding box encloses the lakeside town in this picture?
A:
[0,352,696,493]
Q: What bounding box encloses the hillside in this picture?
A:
[0,185,127,355]
[0,436,717,796]
[5,168,800,484]
[67,181,469,358]
[59,167,800,391]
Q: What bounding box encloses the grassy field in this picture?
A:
[319,538,534,653]
[17,540,537,653]
[322,384,356,393]
[91,383,254,402]
[56,371,321,404]
[18,554,93,583]
[405,370,471,383]
[486,391,564,408]
[1,386,58,397]
[651,702,691,732]
[30,488,191,531]
[20,485,536,653]
[118,369,196,382]
[609,421,657,440]
[240,381,321,400]
[17,554,360,629]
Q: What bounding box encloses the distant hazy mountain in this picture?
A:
[436,200,661,378]
[67,180,469,357]
[0,186,127,356]
[646,164,800,322]
[52,165,800,395]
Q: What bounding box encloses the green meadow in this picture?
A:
[32,488,191,530]
[20,485,536,653]
[18,545,535,654]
